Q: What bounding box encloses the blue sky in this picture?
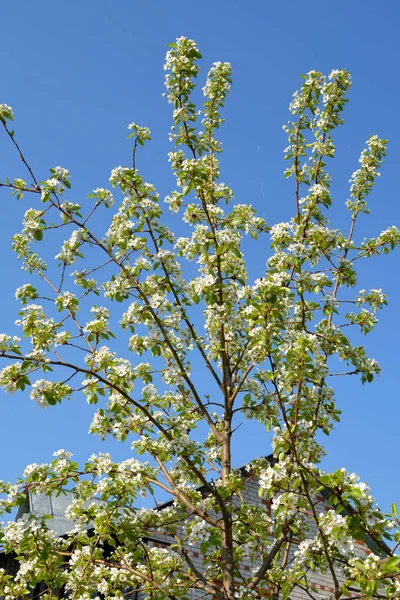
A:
[0,0,399,512]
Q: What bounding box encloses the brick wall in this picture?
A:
[146,473,374,599]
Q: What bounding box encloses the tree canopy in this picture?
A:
[0,37,399,600]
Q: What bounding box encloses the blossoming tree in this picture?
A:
[0,37,399,600]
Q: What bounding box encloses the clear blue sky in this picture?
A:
[0,1,399,512]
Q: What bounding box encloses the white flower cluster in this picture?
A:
[23,462,47,477]
[44,178,64,194]
[259,458,290,496]
[91,187,114,208]
[84,305,110,336]
[356,288,387,312]
[3,517,60,547]
[89,452,113,475]
[163,36,199,75]
[0,362,24,394]
[51,166,70,183]
[127,122,151,144]
[0,104,13,119]
[185,517,211,546]
[56,229,87,265]
[53,448,73,458]
[109,166,131,185]
[30,379,72,408]
[234,586,258,599]
[347,135,387,213]
[55,290,78,313]
[21,208,45,242]
[0,334,20,352]
[319,511,355,555]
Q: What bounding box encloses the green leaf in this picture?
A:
[282,582,291,600]
[319,474,332,485]
[381,556,400,573]
[349,486,364,499]
[208,533,221,546]
[347,516,361,531]
[40,549,49,561]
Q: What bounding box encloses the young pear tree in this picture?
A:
[0,37,399,600]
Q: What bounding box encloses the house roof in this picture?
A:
[15,490,104,536]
